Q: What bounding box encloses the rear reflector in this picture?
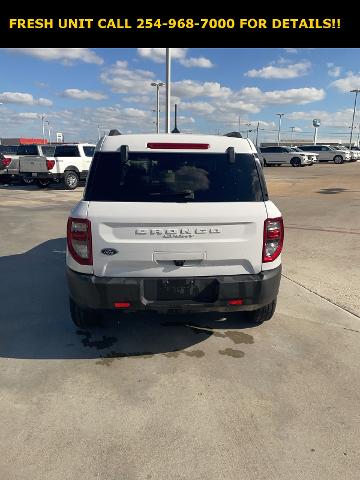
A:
[262,217,284,263]
[67,217,92,266]
[114,302,131,308]
[147,143,209,150]
[228,299,244,305]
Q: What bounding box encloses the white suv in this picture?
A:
[66,134,283,327]
[260,146,311,167]
[300,145,351,163]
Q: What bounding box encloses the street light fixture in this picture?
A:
[276,113,285,146]
[349,89,360,150]
[151,81,165,133]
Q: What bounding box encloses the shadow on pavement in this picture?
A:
[0,238,255,360]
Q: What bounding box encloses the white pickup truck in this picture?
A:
[20,143,95,189]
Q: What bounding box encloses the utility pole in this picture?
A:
[165,48,171,133]
[238,115,241,134]
[349,89,360,150]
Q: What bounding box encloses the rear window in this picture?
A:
[55,145,80,157]
[0,145,18,155]
[83,146,95,157]
[85,152,264,203]
[17,145,39,155]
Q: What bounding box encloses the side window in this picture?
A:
[55,146,80,157]
[17,145,38,155]
[41,146,55,156]
[321,146,329,151]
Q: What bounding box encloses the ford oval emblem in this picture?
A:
[101,248,118,256]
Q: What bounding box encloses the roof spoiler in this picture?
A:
[224,131,242,138]
[109,129,122,136]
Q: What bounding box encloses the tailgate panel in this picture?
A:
[89,202,267,277]
[19,156,49,173]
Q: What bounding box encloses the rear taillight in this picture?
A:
[46,159,55,170]
[3,157,11,167]
[67,218,92,265]
[262,217,284,263]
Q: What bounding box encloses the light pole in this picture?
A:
[349,89,360,150]
[290,126,296,146]
[40,114,46,143]
[165,48,171,134]
[151,81,165,133]
[45,120,52,144]
[276,113,285,146]
[357,123,360,147]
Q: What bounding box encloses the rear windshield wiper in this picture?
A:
[148,189,195,200]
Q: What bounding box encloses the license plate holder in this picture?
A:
[144,278,218,302]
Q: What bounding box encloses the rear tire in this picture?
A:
[64,171,79,190]
[333,155,343,164]
[290,157,301,167]
[247,299,277,324]
[69,297,101,328]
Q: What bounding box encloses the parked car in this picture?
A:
[291,146,318,164]
[0,144,56,185]
[332,145,359,162]
[66,133,283,327]
[299,145,351,163]
[20,143,95,189]
[259,146,312,167]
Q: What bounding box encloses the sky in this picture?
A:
[0,47,360,144]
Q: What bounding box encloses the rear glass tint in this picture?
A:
[85,152,264,203]
[17,145,39,155]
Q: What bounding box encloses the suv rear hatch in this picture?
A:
[85,150,268,278]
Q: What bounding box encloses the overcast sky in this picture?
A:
[0,48,359,144]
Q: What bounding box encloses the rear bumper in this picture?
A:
[66,265,282,313]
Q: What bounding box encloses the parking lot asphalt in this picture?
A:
[0,163,359,480]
